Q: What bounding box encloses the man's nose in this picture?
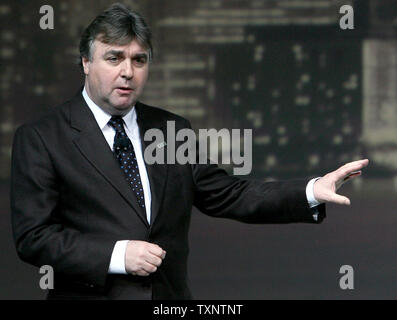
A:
[120,60,134,79]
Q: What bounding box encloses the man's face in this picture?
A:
[82,38,149,116]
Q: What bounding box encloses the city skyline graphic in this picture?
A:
[2,0,397,185]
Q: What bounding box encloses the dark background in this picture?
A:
[1,0,396,299]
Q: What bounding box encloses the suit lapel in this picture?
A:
[69,91,150,228]
[135,102,168,228]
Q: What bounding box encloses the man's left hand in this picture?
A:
[313,159,369,205]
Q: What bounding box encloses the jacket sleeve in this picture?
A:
[187,120,326,224]
[10,124,116,289]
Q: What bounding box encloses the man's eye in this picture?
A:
[134,58,147,66]
[108,57,118,62]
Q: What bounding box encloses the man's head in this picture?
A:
[79,3,152,116]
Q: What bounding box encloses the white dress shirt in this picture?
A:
[82,87,151,274]
[82,87,322,275]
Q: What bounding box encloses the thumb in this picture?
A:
[329,193,351,206]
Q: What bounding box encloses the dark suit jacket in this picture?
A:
[10,89,326,300]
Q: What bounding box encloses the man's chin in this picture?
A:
[112,99,136,110]
[114,104,132,110]
[106,101,134,115]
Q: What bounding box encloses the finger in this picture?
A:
[132,270,150,277]
[336,159,369,180]
[148,245,166,260]
[148,244,164,257]
[338,171,361,187]
[141,261,158,274]
[329,193,351,206]
[347,159,369,170]
[145,254,163,267]
[342,159,369,168]
[343,170,361,181]
[339,159,368,173]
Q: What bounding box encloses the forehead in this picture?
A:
[93,39,148,55]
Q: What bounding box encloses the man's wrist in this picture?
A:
[108,240,129,274]
[306,177,322,208]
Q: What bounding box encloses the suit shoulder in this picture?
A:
[137,102,191,127]
[14,99,72,134]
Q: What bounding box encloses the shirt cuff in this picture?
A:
[108,240,129,274]
[306,177,322,208]
[306,177,322,222]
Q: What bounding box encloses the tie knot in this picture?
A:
[108,116,125,133]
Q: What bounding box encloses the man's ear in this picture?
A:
[82,57,90,75]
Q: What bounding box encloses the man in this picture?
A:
[10,3,368,300]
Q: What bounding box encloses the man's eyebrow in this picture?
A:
[104,50,124,56]
[132,53,148,59]
[103,50,148,59]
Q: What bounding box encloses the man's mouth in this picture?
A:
[116,87,134,94]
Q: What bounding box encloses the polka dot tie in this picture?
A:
[108,116,146,210]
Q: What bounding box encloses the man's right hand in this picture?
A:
[125,240,166,276]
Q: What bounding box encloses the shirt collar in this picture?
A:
[82,86,136,131]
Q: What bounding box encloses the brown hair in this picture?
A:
[79,3,153,71]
